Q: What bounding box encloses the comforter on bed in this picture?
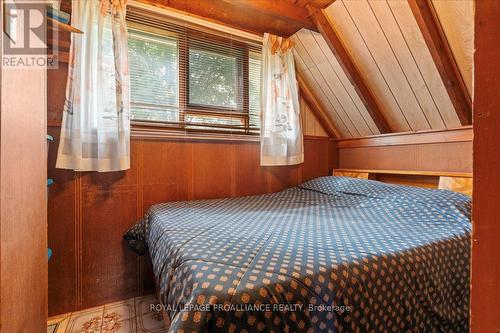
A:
[124,176,471,333]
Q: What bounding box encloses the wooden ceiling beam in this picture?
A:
[306,5,392,134]
[297,73,340,138]
[138,0,317,37]
[408,0,472,125]
[220,0,317,31]
[290,0,336,10]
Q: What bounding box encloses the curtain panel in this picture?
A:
[260,33,303,166]
[56,0,130,172]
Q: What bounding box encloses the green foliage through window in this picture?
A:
[128,28,179,122]
[127,18,261,133]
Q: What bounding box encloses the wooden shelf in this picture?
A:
[48,17,83,34]
[334,168,472,178]
[47,22,72,64]
[333,168,472,196]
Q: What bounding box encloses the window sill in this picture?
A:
[131,122,260,142]
[48,120,333,143]
[131,127,334,143]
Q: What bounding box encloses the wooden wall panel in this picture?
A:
[47,130,336,315]
[415,142,472,172]
[47,62,68,125]
[1,29,48,332]
[337,127,472,173]
[191,142,235,200]
[471,1,500,331]
[300,97,329,137]
[80,188,139,308]
[78,144,143,309]
[47,129,77,315]
[302,139,331,181]
[264,165,302,193]
[233,143,268,197]
[340,145,417,171]
[142,140,190,210]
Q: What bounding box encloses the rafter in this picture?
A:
[408,0,472,125]
[138,0,317,37]
[220,0,317,31]
[290,0,336,9]
[297,73,340,138]
[306,5,392,134]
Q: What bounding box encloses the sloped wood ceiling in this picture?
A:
[431,0,474,97]
[293,0,473,138]
[292,30,380,137]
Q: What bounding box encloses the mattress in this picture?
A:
[124,176,471,333]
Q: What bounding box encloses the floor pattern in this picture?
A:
[47,294,167,333]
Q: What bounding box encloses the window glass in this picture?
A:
[188,47,239,109]
[249,51,261,130]
[128,28,179,122]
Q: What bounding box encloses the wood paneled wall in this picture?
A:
[471,1,500,331]
[337,126,472,172]
[47,129,336,315]
[300,96,329,137]
[1,28,48,333]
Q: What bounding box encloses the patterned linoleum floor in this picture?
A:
[47,294,167,333]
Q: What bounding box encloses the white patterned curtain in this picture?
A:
[260,33,303,166]
[56,0,130,172]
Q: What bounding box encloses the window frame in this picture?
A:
[127,20,258,135]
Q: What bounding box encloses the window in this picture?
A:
[127,10,261,134]
[128,26,179,123]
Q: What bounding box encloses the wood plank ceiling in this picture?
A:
[431,0,474,98]
[292,0,473,138]
[408,0,472,125]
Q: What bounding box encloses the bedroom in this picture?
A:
[0,0,498,332]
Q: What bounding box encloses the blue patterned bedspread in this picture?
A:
[125,176,471,333]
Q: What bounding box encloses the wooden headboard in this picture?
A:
[333,169,472,196]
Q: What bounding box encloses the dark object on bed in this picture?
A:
[124,176,471,333]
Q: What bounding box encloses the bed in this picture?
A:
[124,175,471,333]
